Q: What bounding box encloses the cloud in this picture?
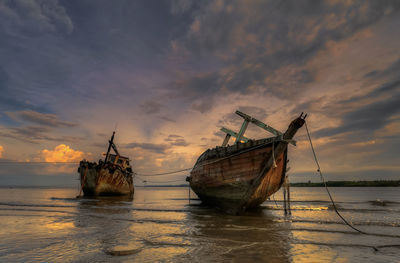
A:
[6,110,77,127]
[158,115,176,123]
[40,144,86,162]
[0,146,3,158]
[305,55,400,138]
[0,0,73,36]
[164,134,189,146]
[218,106,268,127]
[124,142,170,154]
[167,0,400,111]
[364,58,400,79]
[315,93,400,137]
[140,100,164,115]
[0,125,82,143]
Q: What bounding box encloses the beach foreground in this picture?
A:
[0,187,399,262]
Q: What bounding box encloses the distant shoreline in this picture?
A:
[290,180,400,187]
[0,180,399,188]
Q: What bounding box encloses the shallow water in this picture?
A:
[0,187,399,262]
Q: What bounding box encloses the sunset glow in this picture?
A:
[0,0,398,186]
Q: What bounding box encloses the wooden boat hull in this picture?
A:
[188,114,305,214]
[189,140,287,214]
[79,162,134,196]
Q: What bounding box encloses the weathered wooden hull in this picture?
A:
[189,114,305,214]
[189,139,287,214]
[79,162,134,196]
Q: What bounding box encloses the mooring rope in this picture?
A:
[134,175,186,184]
[135,167,193,176]
[304,121,389,252]
[135,139,280,177]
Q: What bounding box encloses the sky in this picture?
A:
[0,0,399,187]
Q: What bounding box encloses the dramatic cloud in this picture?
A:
[0,145,3,158]
[164,134,189,146]
[315,93,400,137]
[0,1,399,185]
[140,100,164,115]
[6,110,77,127]
[40,144,86,162]
[124,142,170,154]
[168,0,400,111]
[0,0,73,36]
[0,125,82,144]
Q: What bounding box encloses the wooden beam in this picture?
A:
[236,110,282,136]
[220,127,249,143]
[222,134,231,147]
[235,110,296,146]
[236,119,249,143]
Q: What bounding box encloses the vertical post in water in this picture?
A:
[188,183,191,204]
[283,183,287,215]
[286,175,291,215]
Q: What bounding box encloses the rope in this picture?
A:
[136,139,279,177]
[133,138,283,185]
[134,175,186,184]
[305,121,374,237]
[1,138,284,178]
[272,140,277,168]
[135,167,192,176]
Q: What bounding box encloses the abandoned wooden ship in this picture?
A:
[78,132,134,196]
[187,110,306,214]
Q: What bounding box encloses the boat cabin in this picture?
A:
[106,154,132,171]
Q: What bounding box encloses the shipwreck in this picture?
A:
[78,132,134,197]
[186,110,306,214]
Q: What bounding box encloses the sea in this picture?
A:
[0,186,399,262]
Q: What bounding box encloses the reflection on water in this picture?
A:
[0,187,399,262]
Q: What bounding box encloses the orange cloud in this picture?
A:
[0,145,4,158]
[40,144,87,162]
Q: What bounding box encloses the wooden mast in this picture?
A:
[104,131,115,163]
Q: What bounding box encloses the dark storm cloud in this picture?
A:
[0,0,185,115]
[6,110,77,127]
[312,56,400,138]
[0,66,49,113]
[0,0,73,36]
[169,0,400,112]
[124,142,170,154]
[293,55,400,120]
[60,0,182,65]
[315,93,400,137]
[293,66,400,139]
[0,0,79,114]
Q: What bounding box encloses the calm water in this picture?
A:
[0,187,399,262]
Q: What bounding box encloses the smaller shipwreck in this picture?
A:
[187,110,306,214]
[78,132,134,197]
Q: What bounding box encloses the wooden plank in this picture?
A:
[236,120,249,143]
[220,127,249,142]
[236,110,282,136]
[235,110,296,146]
[222,134,231,147]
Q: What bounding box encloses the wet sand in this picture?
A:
[0,187,399,262]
